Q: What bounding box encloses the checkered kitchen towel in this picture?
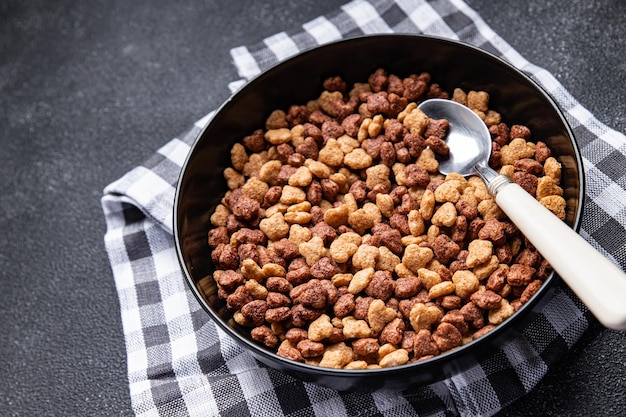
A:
[101,0,626,416]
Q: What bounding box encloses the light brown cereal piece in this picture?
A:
[264,127,292,145]
[536,176,563,200]
[224,168,245,190]
[290,124,305,147]
[280,185,307,205]
[379,349,409,368]
[243,151,269,176]
[298,236,327,266]
[367,299,397,335]
[365,164,391,191]
[368,114,384,138]
[473,255,500,280]
[407,186,426,203]
[467,90,489,113]
[233,311,250,326]
[540,195,567,220]
[484,110,501,126]
[343,148,373,170]
[288,166,313,187]
[338,135,360,154]
[403,244,434,273]
[349,82,371,98]
[245,280,268,299]
[466,239,493,267]
[317,90,343,114]
[452,270,480,299]
[402,107,429,136]
[467,176,491,201]
[348,203,382,234]
[500,138,535,165]
[357,117,372,141]
[277,339,302,361]
[352,245,380,270]
[342,192,358,213]
[266,109,288,129]
[308,314,334,342]
[431,202,457,227]
[210,204,230,227]
[329,233,361,263]
[543,157,562,183]
[288,224,312,245]
[241,259,265,282]
[348,267,375,294]
[426,225,441,245]
[376,193,395,218]
[401,235,427,246]
[319,342,354,369]
[332,273,353,287]
[331,173,349,194]
[477,199,505,220]
[262,263,286,278]
[378,343,397,359]
[344,360,369,370]
[445,172,468,185]
[287,201,312,213]
[339,231,362,246]
[419,189,436,220]
[319,200,334,212]
[488,299,515,324]
[241,177,269,203]
[376,246,401,272]
[409,302,442,331]
[258,160,282,185]
[397,102,417,122]
[416,148,439,173]
[417,267,442,290]
[392,163,407,186]
[394,263,418,279]
[500,165,515,178]
[408,209,426,237]
[259,213,290,241]
[265,203,288,218]
[452,88,467,105]
[428,281,455,299]
[304,357,321,366]
[499,283,512,298]
[434,180,462,203]
[342,317,372,338]
[323,204,350,228]
[284,211,312,224]
[230,143,248,171]
[305,159,332,179]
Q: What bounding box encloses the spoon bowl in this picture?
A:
[418,98,491,178]
[419,98,626,330]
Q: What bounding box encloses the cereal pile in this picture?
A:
[204,68,566,369]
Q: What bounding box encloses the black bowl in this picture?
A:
[174,34,584,391]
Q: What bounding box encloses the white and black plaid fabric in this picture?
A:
[101,0,626,416]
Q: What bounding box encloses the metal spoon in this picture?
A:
[418,98,626,330]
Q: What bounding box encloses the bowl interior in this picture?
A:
[174,34,584,390]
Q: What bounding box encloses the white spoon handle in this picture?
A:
[494,181,626,330]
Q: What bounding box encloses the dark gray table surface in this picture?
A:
[1,0,625,415]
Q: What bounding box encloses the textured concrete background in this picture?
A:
[1,0,624,415]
